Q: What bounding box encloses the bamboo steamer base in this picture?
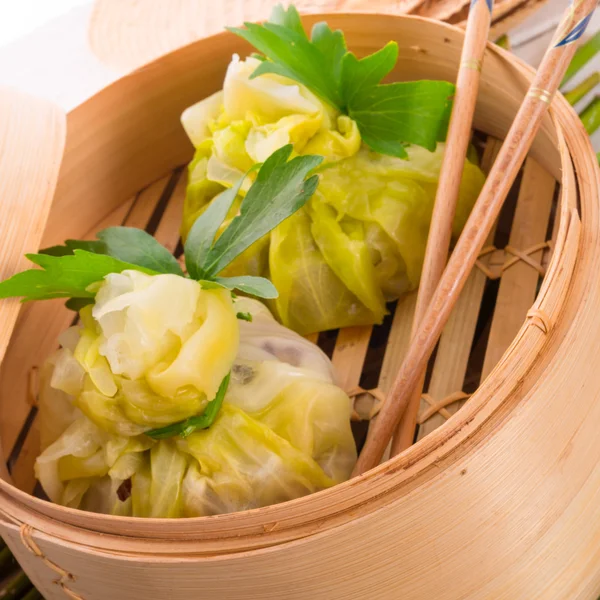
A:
[0,13,599,600]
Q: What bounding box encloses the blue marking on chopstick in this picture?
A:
[470,0,494,10]
[555,12,593,47]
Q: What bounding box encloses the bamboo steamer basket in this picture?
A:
[0,12,599,600]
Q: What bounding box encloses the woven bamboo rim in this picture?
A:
[0,13,599,599]
[87,0,549,72]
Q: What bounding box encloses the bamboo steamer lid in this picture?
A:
[0,12,599,600]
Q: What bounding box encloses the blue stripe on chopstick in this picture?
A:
[470,0,494,10]
[555,12,594,47]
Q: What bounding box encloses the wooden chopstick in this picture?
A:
[390,0,495,456]
[353,0,598,476]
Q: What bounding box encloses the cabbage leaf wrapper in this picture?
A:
[36,272,356,517]
[181,55,486,334]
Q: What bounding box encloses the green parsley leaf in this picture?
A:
[197,276,277,299]
[184,169,252,280]
[145,373,230,439]
[65,297,94,312]
[98,227,184,276]
[197,144,322,277]
[236,311,253,322]
[348,80,454,157]
[214,276,278,299]
[0,250,156,302]
[1,144,321,305]
[195,280,227,290]
[340,41,397,106]
[228,12,343,110]
[310,22,347,89]
[358,133,408,160]
[40,240,107,257]
[39,230,183,277]
[268,3,306,37]
[230,4,455,158]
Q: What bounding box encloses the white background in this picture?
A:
[0,0,90,46]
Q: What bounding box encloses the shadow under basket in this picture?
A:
[0,13,599,600]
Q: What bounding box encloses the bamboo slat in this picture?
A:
[304,333,319,344]
[153,173,186,252]
[378,295,419,395]
[417,138,503,440]
[480,158,556,379]
[331,327,372,393]
[375,293,419,460]
[121,177,172,231]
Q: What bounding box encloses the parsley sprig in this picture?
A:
[146,373,231,439]
[0,145,322,304]
[229,4,455,159]
[0,146,321,440]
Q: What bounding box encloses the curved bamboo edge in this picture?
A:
[87,0,548,72]
[0,89,66,485]
[0,16,587,553]
[0,89,66,366]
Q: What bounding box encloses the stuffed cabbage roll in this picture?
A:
[35,271,356,517]
[181,55,486,334]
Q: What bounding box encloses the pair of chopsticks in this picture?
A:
[354,0,599,476]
